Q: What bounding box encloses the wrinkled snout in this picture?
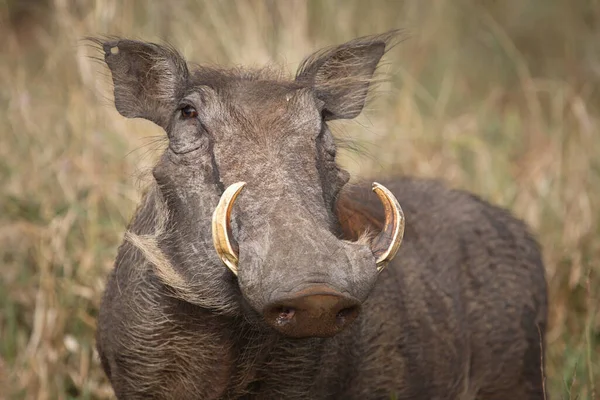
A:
[263,285,360,338]
[211,181,405,339]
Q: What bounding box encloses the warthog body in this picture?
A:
[96,32,548,399]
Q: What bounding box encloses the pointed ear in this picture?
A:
[100,38,189,129]
[295,31,399,120]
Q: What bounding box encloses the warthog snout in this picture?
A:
[263,285,361,338]
[211,181,403,336]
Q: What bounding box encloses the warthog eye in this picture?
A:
[180,105,198,119]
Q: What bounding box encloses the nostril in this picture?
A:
[263,287,361,337]
[274,307,296,326]
[336,305,359,325]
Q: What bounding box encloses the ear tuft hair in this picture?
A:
[89,37,190,129]
[296,30,404,120]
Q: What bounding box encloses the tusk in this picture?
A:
[212,182,246,276]
[370,182,405,273]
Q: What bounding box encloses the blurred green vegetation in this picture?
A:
[1,0,598,398]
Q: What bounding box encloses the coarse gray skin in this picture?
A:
[95,32,548,399]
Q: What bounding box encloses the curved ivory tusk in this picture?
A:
[212,182,246,276]
[370,182,405,273]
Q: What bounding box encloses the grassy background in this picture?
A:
[1,0,598,398]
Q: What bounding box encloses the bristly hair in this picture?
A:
[189,64,296,91]
[294,30,408,120]
[85,35,190,127]
[295,30,406,81]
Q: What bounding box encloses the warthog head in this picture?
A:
[100,32,404,338]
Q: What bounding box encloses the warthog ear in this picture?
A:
[100,38,189,129]
[295,31,399,120]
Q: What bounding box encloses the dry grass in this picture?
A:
[1,0,598,398]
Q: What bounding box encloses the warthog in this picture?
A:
[95,31,548,399]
